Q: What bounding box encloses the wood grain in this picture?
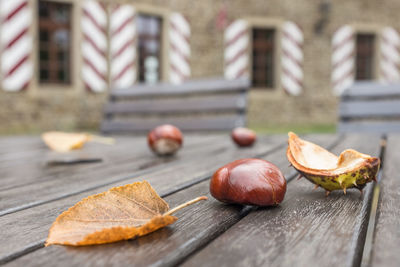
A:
[101,115,246,133]
[103,78,249,134]
[0,135,226,215]
[340,100,400,118]
[370,135,400,267]
[110,77,249,98]
[1,135,338,266]
[338,82,400,134]
[341,82,400,100]
[183,134,382,267]
[0,135,219,192]
[0,136,144,190]
[339,121,400,134]
[0,135,287,263]
[104,94,245,115]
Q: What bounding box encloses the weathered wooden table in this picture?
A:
[0,134,398,267]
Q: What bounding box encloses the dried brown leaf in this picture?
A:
[42,132,89,152]
[42,132,115,152]
[46,181,206,246]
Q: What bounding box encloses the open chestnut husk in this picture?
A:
[210,158,286,206]
[147,124,183,156]
[231,127,256,147]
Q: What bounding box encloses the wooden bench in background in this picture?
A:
[338,82,400,133]
[101,78,250,134]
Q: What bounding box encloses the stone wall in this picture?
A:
[0,90,106,135]
[1,0,399,134]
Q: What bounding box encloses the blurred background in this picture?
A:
[0,0,399,135]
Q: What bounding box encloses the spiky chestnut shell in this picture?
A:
[290,153,380,194]
[210,158,287,206]
[286,132,380,195]
[147,125,183,156]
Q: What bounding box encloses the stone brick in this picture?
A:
[1,0,398,134]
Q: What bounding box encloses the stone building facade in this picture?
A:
[1,0,399,134]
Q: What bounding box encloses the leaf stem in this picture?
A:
[164,196,208,216]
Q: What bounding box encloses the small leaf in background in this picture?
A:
[42,132,115,152]
[46,181,207,246]
[42,132,89,152]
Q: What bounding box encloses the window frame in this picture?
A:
[134,4,169,83]
[251,27,276,89]
[32,0,81,94]
[355,33,376,81]
[245,17,283,92]
[37,0,73,85]
[350,24,381,81]
[136,13,164,84]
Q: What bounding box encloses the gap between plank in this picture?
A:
[160,135,345,267]
[0,139,289,264]
[0,135,219,193]
[347,135,387,267]
[162,141,287,198]
[0,140,229,217]
[0,240,45,265]
[359,136,387,267]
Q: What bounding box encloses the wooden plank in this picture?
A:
[0,135,338,266]
[0,135,287,264]
[340,100,400,118]
[104,94,246,115]
[0,137,44,160]
[0,135,227,215]
[2,180,233,267]
[370,135,400,267]
[101,115,245,133]
[110,77,249,98]
[0,136,146,189]
[0,135,214,192]
[0,136,41,149]
[183,134,382,267]
[342,82,400,100]
[338,121,400,133]
[1,136,223,194]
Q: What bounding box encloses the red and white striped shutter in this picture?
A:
[380,27,400,82]
[331,25,355,95]
[81,0,108,92]
[0,0,33,91]
[110,4,137,88]
[224,19,249,80]
[281,21,304,95]
[169,13,191,84]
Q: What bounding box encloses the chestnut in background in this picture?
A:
[148,124,183,156]
[231,127,256,147]
[210,158,286,206]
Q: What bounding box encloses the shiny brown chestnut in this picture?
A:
[210,158,286,206]
[147,124,183,156]
[231,127,256,147]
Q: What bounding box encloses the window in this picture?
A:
[38,1,72,84]
[355,34,375,80]
[137,14,163,84]
[252,28,275,88]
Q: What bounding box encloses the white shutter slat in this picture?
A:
[81,0,108,92]
[281,21,304,96]
[380,27,400,82]
[169,13,191,84]
[331,25,355,95]
[224,19,249,80]
[0,0,32,91]
[109,4,137,89]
